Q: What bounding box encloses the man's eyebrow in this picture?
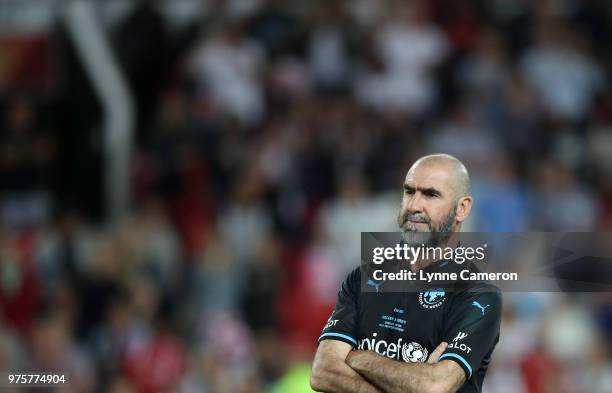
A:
[403,184,443,196]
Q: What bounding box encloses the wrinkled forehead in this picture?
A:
[404,162,455,194]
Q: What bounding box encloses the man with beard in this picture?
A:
[311,154,501,393]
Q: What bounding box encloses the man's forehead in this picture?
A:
[404,164,454,189]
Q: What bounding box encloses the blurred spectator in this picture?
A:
[492,71,545,159]
[0,231,41,336]
[30,312,96,392]
[191,312,260,393]
[457,29,509,95]
[188,21,267,126]
[318,173,396,271]
[123,321,186,393]
[0,94,54,228]
[0,316,27,371]
[89,290,136,391]
[219,173,272,264]
[521,21,605,123]
[427,100,500,172]
[533,159,599,231]
[240,233,282,333]
[471,154,534,232]
[307,1,353,94]
[356,0,448,113]
[191,223,245,317]
[115,198,182,298]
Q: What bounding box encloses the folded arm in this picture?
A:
[346,343,465,393]
[310,340,383,393]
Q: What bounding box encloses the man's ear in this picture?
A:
[455,196,473,224]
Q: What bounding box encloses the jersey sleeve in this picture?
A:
[317,268,360,348]
[439,286,502,381]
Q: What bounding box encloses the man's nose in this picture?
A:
[406,193,425,214]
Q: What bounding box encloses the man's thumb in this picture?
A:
[427,341,448,364]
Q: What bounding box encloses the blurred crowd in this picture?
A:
[1,0,612,392]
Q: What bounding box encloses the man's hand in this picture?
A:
[345,341,465,393]
[427,341,449,363]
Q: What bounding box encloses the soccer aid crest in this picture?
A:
[419,289,446,309]
[401,342,428,362]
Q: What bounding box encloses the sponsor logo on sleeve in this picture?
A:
[323,311,339,330]
[448,331,472,354]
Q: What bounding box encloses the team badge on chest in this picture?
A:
[418,289,446,309]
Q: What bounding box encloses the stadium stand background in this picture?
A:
[1,0,612,392]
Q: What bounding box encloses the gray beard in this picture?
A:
[398,203,457,247]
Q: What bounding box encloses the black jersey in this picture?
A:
[318,264,502,393]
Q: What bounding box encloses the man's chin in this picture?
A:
[400,231,433,247]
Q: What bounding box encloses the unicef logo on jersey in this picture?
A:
[419,289,446,309]
[358,334,429,363]
[401,342,429,363]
